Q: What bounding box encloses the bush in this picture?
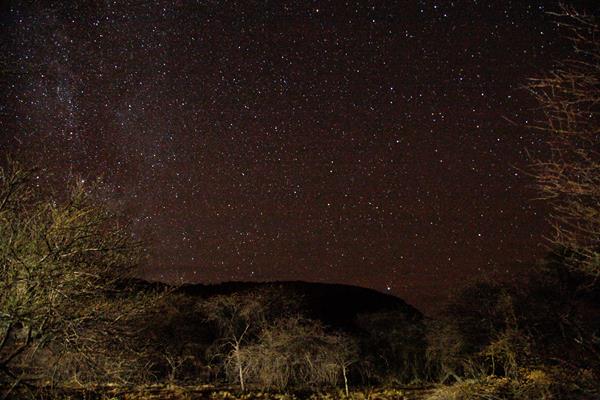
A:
[0,161,158,395]
[355,310,426,384]
[240,316,358,391]
[424,318,466,383]
[200,289,358,392]
[426,367,600,400]
[425,281,534,381]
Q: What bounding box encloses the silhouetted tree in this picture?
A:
[425,281,535,381]
[424,318,465,383]
[355,310,426,384]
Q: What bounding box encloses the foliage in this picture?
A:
[239,316,358,391]
[199,289,358,392]
[425,263,600,395]
[426,367,600,400]
[0,160,158,396]
[424,318,465,383]
[199,287,303,390]
[355,310,426,385]
[425,281,533,381]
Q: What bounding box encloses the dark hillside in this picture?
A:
[177,280,422,329]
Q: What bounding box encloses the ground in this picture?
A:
[36,384,437,400]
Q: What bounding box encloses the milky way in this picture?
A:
[1,1,597,313]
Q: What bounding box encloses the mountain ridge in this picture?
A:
[155,279,423,329]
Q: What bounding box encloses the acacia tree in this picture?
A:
[200,292,258,391]
[527,6,600,283]
[199,288,291,391]
[200,289,358,392]
[240,316,358,392]
[0,161,157,396]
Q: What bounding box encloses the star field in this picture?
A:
[1,1,597,312]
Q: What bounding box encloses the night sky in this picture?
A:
[1,1,598,313]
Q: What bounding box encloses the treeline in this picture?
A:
[424,260,600,398]
[146,286,425,391]
[424,5,600,397]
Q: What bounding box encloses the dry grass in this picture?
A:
[32,384,438,400]
[425,367,600,400]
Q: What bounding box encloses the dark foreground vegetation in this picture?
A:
[2,6,600,400]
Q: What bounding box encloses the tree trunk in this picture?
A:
[235,345,244,391]
[342,364,349,397]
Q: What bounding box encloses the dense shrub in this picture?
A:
[355,310,426,384]
[239,317,358,391]
[426,367,600,400]
[0,161,159,396]
[199,289,358,392]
